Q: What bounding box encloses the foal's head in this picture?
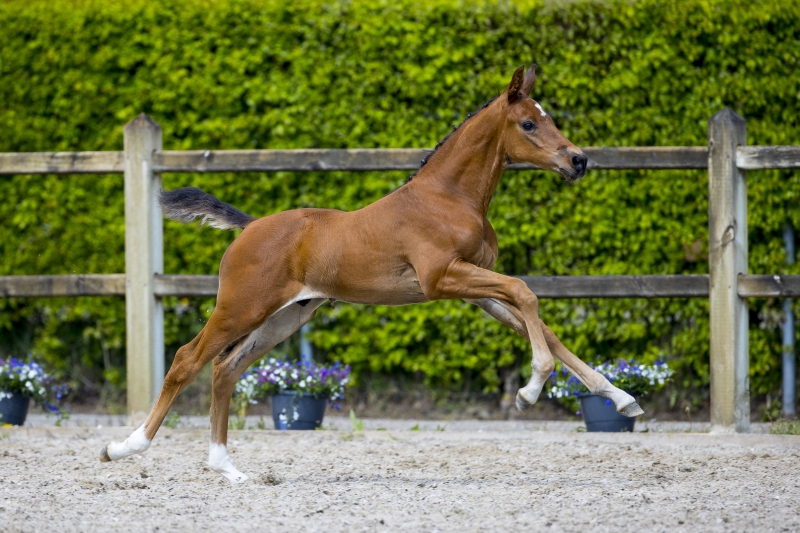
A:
[500,65,588,182]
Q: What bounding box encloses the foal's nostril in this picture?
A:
[571,154,588,174]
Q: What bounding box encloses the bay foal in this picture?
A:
[100,66,643,483]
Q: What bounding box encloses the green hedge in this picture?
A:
[1,0,799,408]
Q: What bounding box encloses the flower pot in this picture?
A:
[579,393,636,432]
[0,391,30,426]
[270,391,327,430]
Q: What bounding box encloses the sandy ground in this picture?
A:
[20,413,776,433]
[1,424,799,533]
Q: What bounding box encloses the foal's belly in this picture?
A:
[304,262,429,306]
[295,209,432,306]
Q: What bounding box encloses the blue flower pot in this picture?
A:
[579,393,636,432]
[270,391,327,430]
[0,391,30,426]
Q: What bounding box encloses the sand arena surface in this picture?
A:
[1,425,799,532]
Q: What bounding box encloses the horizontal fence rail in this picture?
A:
[736,146,800,170]
[152,146,714,172]
[522,275,710,298]
[0,274,125,297]
[2,145,799,176]
[4,274,800,299]
[0,151,125,174]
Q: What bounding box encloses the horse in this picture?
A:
[100,65,643,483]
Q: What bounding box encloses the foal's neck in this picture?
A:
[414,103,507,217]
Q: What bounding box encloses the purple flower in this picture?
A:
[237,357,350,402]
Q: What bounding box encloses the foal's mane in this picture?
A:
[404,96,499,183]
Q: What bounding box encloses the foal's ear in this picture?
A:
[521,64,536,96]
[506,65,525,103]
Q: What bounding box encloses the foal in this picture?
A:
[100,65,643,483]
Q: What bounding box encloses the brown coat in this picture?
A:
[101,66,642,484]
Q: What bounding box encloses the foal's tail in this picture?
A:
[159,187,255,230]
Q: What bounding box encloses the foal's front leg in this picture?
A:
[429,260,555,407]
[540,322,643,416]
[466,297,642,416]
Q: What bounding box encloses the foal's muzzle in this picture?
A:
[571,153,588,177]
[557,151,588,182]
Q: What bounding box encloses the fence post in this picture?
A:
[708,108,749,433]
[782,221,796,417]
[124,114,164,425]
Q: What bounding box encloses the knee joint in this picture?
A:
[511,280,538,312]
[164,368,195,390]
[531,358,555,377]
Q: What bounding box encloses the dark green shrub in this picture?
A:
[0,0,798,407]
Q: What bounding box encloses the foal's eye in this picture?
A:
[522,121,535,132]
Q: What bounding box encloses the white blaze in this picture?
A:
[535,103,546,117]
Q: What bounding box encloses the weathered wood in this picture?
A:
[738,275,800,298]
[737,146,800,170]
[0,151,124,174]
[157,274,712,298]
[708,108,749,434]
[519,275,709,298]
[0,274,714,299]
[5,273,800,299]
[152,146,710,173]
[5,145,800,175]
[582,146,708,169]
[0,274,125,297]
[154,275,219,297]
[159,274,711,298]
[124,114,164,424]
[154,149,429,172]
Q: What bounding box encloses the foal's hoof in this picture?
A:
[515,391,534,411]
[618,401,644,417]
[228,472,250,485]
[218,470,250,485]
[99,445,112,463]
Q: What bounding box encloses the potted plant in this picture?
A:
[548,359,673,432]
[0,357,69,426]
[235,358,350,430]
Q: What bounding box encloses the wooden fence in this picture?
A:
[2,109,800,431]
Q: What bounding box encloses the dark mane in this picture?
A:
[405,96,499,183]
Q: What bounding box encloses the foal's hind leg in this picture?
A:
[466,298,642,416]
[99,306,266,463]
[98,265,293,464]
[100,311,256,461]
[207,299,326,484]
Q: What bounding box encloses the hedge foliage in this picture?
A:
[1,0,799,407]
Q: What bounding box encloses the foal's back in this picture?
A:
[223,192,430,306]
